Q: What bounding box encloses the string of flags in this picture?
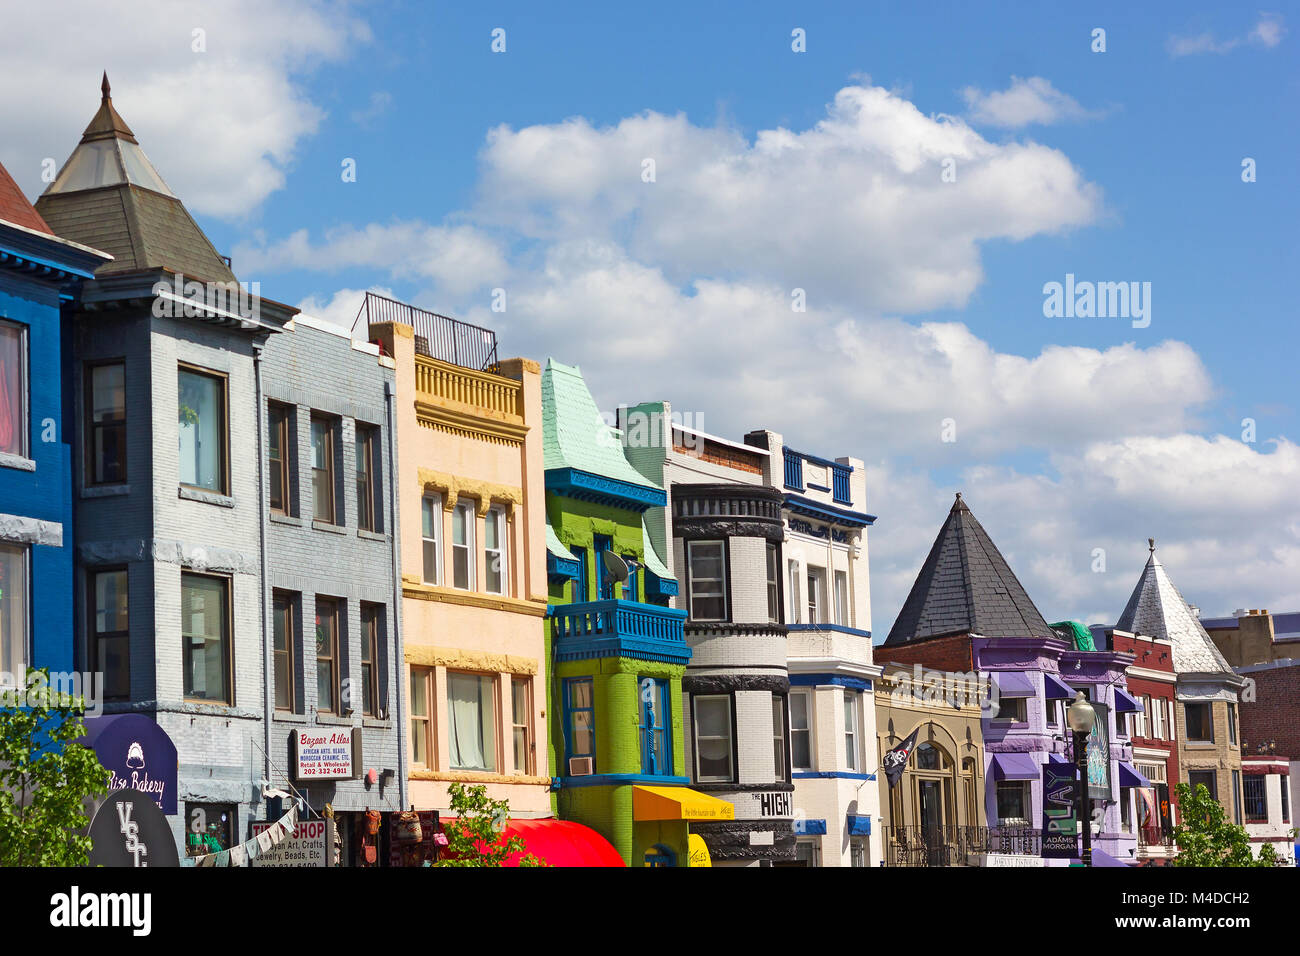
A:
[186,797,304,868]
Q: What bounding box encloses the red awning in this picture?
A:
[500,819,625,867]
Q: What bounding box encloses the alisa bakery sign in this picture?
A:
[79,715,178,816]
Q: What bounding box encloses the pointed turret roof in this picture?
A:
[34,73,236,285]
[884,492,1056,645]
[1115,539,1233,674]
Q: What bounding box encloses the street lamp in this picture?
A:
[1067,690,1097,867]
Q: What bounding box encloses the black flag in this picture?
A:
[882,728,920,788]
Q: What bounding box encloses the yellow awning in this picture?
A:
[632,785,735,822]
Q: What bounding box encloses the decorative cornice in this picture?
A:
[401,581,549,617]
[404,643,538,675]
[415,399,528,447]
[409,769,551,786]
[415,468,522,515]
[783,493,876,528]
[545,467,665,512]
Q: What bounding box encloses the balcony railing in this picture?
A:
[881,825,1044,867]
[551,599,689,664]
[414,355,523,422]
[355,291,499,372]
[1137,826,1176,849]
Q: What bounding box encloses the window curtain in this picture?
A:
[448,673,493,771]
[0,325,20,454]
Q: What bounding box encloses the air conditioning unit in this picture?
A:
[568,757,595,776]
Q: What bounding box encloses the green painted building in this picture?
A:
[542,359,733,867]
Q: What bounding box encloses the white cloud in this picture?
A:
[1169,14,1286,56]
[961,76,1099,128]
[0,0,369,218]
[295,286,396,336]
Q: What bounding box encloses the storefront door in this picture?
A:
[919,780,945,866]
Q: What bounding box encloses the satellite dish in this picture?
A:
[601,550,630,583]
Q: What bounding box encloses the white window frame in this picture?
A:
[833,569,849,626]
[843,690,860,771]
[1135,696,1147,737]
[772,695,787,781]
[1151,695,1164,739]
[789,688,815,771]
[420,493,442,585]
[485,505,508,595]
[807,566,826,624]
[452,500,475,591]
[849,838,867,868]
[693,694,734,783]
[787,559,801,624]
[0,542,30,684]
[766,543,779,624]
[0,320,28,459]
[686,540,727,622]
[795,838,821,867]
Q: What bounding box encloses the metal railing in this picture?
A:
[881,825,1044,867]
[353,292,499,372]
[1137,826,1176,848]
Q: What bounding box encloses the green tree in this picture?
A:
[1170,782,1277,867]
[433,781,546,867]
[0,670,108,866]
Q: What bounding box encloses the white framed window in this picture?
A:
[485,506,508,595]
[1134,696,1147,737]
[1167,699,1175,741]
[0,320,28,459]
[833,569,849,626]
[849,838,867,867]
[447,671,497,772]
[766,543,779,623]
[686,541,726,621]
[1151,696,1165,739]
[790,688,814,771]
[693,695,733,782]
[844,690,860,771]
[807,566,826,623]
[787,559,801,624]
[421,494,441,585]
[0,543,29,682]
[772,695,787,781]
[996,780,1030,824]
[452,500,475,590]
[794,839,820,867]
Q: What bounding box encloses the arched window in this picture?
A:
[915,742,950,771]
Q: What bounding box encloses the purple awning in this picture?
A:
[990,753,1041,780]
[1043,674,1075,699]
[1113,688,1143,713]
[1118,762,1152,788]
[991,671,1035,696]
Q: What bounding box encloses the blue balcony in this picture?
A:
[550,599,691,665]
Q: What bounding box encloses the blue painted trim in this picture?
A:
[806,483,831,493]
[552,599,692,665]
[789,674,873,691]
[847,814,872,836]
[793,771,877,781]
[545,467,666,512]
[547,552,579,581]
[558,773,691,788]
[646,570,679,598]
[793,818,828,835]
[786,623,872,639]
[784,493,876,527]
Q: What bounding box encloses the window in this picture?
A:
[1232,770,1243,825]
[686,541,726,621]
[996,781,1029,823]
[90,568,129,700]
[624,558,638,602]
[310,415,336,523]
[512,677,532,774]
[787,560,801,623]
[421,494,441,584]
[447,672,496,772]
[572,546,588,602]
[178,367,226,493]
[1244,776,1267,823]
[766,543,780,623]
[844,691,859,771]
[1185,702,1213,742]
[564,677,595,767]
[267,401,291,515]
[355,423,377,532]
[1283,778,1291,824]
[409,667,431,766]
[0,321,27,458]
[807,566,826,623]
[794,840,820,867]
[315,597,341,714]
[772,695,787,781]
[1120,788,1133,833]
[992,695,1028,722]
[1188,769,1217,802]
[594,534,613,601]
[181,573,230,703]
[834,570,849,626]
[451,501,474,590]
[915,742,948,770]
[1134,696,1148,737]
[360,603,381,718]
[272,591,295,712]
[1166,700,1175,741]
[1227,703,1238,745]
[790,689,813,771]
[694,695,733,782]
[1151,696,1164,739]
[640,677,670,775]
[849,838,867,868]
[85,361,126,484]
[484,507,507,594]
[186,802,235,857]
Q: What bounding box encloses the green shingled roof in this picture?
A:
[542,358,662,492]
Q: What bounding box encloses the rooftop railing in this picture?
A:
[354,291,499,372]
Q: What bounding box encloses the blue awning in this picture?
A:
[1113,688,1143,713]
[1048,753,1071,765]
[1043,674,1075,699]
[796,819,828,835]
[847,814,872,836]
[990,753,1041,780]
[1118,762,1152,789]
[991,671,1035,696]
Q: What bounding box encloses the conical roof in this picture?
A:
[1115,539,1233,674]
[884,492,1056,645]
[34,73,236,285]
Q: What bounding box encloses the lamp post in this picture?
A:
[1067,690,1097,867]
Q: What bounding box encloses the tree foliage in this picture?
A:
[433,781,546,867]
[0,670,108,866]
[1171,782,1280,867]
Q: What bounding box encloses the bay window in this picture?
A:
[693,695,734,782]
[686,540,726,621]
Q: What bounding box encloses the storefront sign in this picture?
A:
[755,791,792,818]
[80,714,178,815]
[1041,761,1078,859]
[687,833,712,867]
[249,819,327,867]
[986,854,1045,867]
[294,729,355,779]
[88,789,180,868]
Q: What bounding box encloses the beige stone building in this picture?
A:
[369,297,552,817]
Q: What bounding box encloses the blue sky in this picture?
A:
[3,1,1297,637]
